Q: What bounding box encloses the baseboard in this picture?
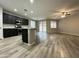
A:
[27,41,36,46]
[0,38,3,40]
[23,43,32,46]
[47,32,59,34]
[59,32,79,36]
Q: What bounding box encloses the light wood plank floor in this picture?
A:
[0,33,79,58]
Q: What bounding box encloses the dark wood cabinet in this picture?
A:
[8,15,16,24]
[3,13,29,25]
[3,29,18,38]
[3,12,29,43]
[22,29,28,43]
[22,19,28,25]
[3,13,16,24]
[3,13,9,24]
[3,29,28,43]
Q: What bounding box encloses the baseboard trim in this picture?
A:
[59,32,79,36]
[22,42,33,46]
[24,42,35,46]
[27,41,36,46]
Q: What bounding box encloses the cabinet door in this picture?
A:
[8,15,16,24]
[22,29,28,43]
[3,29,18,38]
[12,16,16,24]
[3,13,9,24]
[22,19,28,25]
[8,15,12,24]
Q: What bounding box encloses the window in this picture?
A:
[50,21,57,28]
[31,21,36,28]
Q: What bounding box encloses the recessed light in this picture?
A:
[30,0,34,4]
[31,11,34,13]
[14,9,18,12]
[25,13,27,16]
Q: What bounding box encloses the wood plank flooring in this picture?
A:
[0,33,79,58]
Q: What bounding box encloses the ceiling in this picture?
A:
[0,0,79,20]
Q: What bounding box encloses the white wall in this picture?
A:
[0,7,3,39]
[59,13,79,36]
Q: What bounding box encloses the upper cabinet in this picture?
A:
[3,13,16,24]
[22,19,28,25]
[3,12,29,25]
[8,14,16,24]
[3,13,9,24]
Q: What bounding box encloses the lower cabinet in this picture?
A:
[22,29,36,44]
[3,29,18,38]
[22,29,28,43]
[3,28,36,45]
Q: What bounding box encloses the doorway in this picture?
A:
[37,21,47,43]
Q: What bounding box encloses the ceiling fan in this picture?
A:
[62,12,70,15]
[49,7,79,19]
[61,11,70,18]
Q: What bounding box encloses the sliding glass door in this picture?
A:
[39,21,46,32]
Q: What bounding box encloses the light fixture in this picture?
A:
[61,12,70,18]
[61,15,66,18]
[30,0,34,4]
[31,11,34,13]
[25,13,27,16]
[14,9,18,12]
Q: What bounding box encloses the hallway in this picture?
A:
[0,33,79,58]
